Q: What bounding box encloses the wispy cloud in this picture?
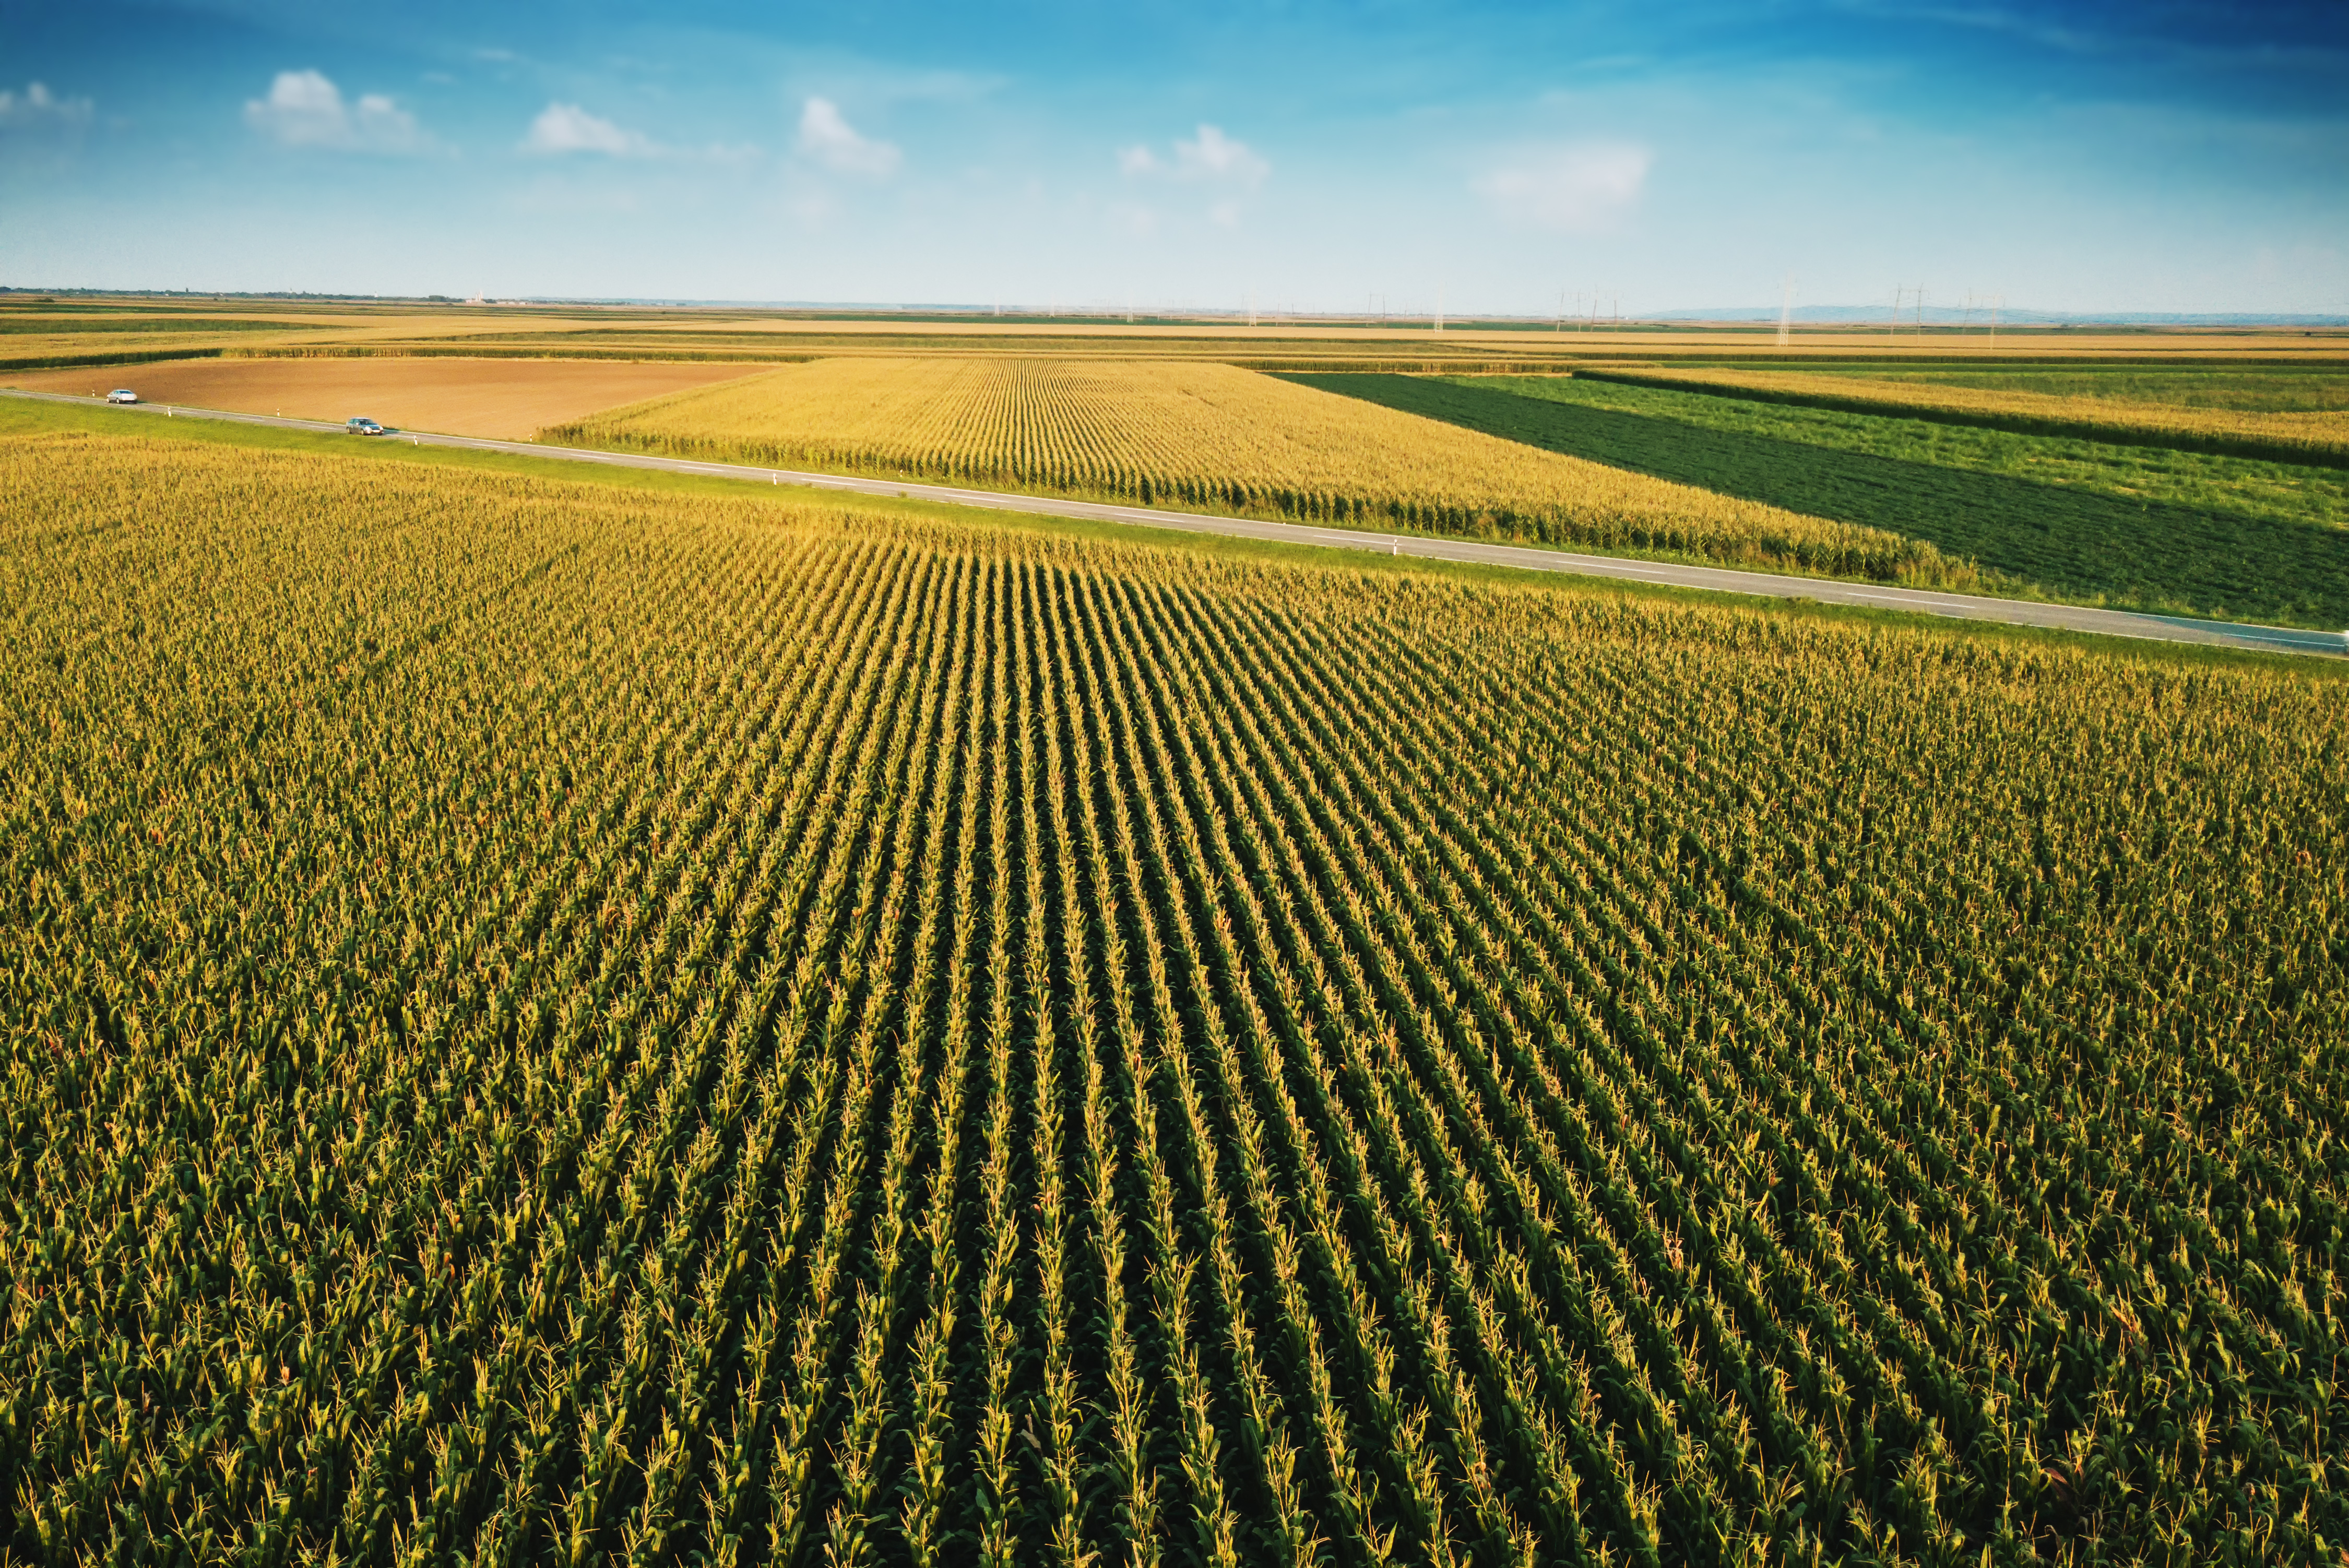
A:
[1474,142,1652,231]
[518,103,762,166]
[1835,2,2113,56]
[1117,124,1268,229]
[1176,124,1270,186]
[523,103,652,157]
[1118,124,1270,187]
[797,97,899,177]
[244,70,426,153]
[0,81,94,132]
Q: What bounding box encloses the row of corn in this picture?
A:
[0,430,2343,1565]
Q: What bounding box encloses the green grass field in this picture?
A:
[5,422,2345,1566]
[1470,374,2349,531]
[1561,365,2349,469]
[1287,373,2349,627]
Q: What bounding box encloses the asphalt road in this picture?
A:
[13,386,2344,659]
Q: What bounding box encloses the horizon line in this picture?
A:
[4,287,2346,329]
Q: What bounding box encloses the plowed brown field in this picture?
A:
[3,357,771,439]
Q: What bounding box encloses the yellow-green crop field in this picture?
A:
[545,358,1960,583]
[1821,367,2349,415]
[5,427,2347,1565]
[1581,366,2349,467]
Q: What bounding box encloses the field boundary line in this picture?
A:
[7,385,2341,659]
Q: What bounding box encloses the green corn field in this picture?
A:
[4,429,2344,1566]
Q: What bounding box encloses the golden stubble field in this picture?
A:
[3,358,772,440]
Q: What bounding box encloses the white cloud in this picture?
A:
[1474,142,1653,231]
[244,70,424,153]
[1119,124,1270,188]
[796,97,899,177]
[523,103,651,157]
[1174,124,1269,186]
[0,81,94,131]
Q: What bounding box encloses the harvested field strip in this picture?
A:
[4,358,772,441]
[1292,373,2349,626]
[547,355,1956,584]
[1577,365,2349,467]
[6,429,2346,1564]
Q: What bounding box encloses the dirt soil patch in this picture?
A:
[5,357,772,440]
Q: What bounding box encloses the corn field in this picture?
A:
[5,430,2346,1566]
[543,358,1963,585]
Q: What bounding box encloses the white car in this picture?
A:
[347,417,385,436]
[105,389,139,405]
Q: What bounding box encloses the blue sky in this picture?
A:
[3,1,2344,314]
